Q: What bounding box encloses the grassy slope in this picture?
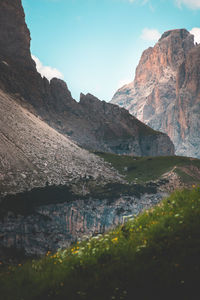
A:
[95,152,200,183]
[0,188,200,300]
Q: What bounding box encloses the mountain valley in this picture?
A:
[0,1,200,297]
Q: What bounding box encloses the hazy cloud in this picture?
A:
[175,0,200,9]
[117,78,132,89]
[32,55,63,81]
[190,27,200,44]
[141,28,161,42]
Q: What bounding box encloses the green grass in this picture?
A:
[0,187,200,300]
[174,167,197,184]
[95,152,200,183]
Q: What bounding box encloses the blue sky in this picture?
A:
[22,0,200,101]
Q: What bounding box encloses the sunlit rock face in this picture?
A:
[112,29,200,158]
[0,193,165,256]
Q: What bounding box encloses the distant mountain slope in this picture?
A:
[111,29,200,158]
[0,89,120,196]
[0,0,174,157]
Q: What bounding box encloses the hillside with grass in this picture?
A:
[0,187,200,300]
[95,152,200,184]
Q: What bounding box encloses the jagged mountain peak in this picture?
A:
[159,28,191,41]
[79,92,101,104]
[134,28,194,90]
[112,28,200,158]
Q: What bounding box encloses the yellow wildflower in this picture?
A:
[112,237,118,243]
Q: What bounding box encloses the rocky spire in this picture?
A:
[111,29,200,158]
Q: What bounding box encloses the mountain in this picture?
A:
[0,0,186,258]
[111,29,200,158]
[0,0,174,157]
[0,89,122,197]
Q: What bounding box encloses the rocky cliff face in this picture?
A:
[0,0,33,67]
[175,45,200,156]
[0,0,174,157]
[111,29,200,157]
[0,192,165,256]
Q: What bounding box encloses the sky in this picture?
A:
[22,0,200,102]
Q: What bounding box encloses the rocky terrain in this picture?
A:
[3,0,199,259]
[112,29,200,158]
[0,0,174,157]
[0,89,122,196]
[1,152,200,257]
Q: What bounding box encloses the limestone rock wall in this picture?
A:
[0,193,165,256]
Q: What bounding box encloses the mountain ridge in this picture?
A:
[0,89,122,197]
[0,0,174,158]
[111,28,200,158]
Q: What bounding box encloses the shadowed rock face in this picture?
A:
[0,0,174,157]
[0,192,164,256]
[0,0,33,66]
[111,29,200,158]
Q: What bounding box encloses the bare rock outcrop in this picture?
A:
[0,192,164,256]
[0,0,174,157]
[111,29,200,157]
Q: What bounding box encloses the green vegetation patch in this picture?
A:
[95,152,200,183]
[174,167,198,184]
[1,188,200,300]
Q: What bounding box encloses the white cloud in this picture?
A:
[31,55,63,81]
[190,27,200,44]
[175,0,200,9]
[140,28,161,42]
